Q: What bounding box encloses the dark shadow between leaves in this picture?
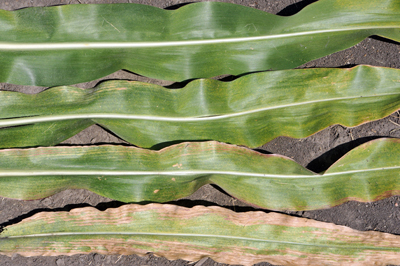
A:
[371,35,400,46]
[338,64,358,69]
[218,70,272,82]
[306,136,383,173]
[167,199,269,213]
[253,148,273,155]
[299,64,359,70]
[150,139,212,150]
[164,78,196,89]
[94,77,138,88]
[277,0,319,16]
[164,2,195,10]
[165,74,244,89]
[119,70,273,90]
[13,4,66,11]
[56,142,134,148]
[218,75,240,82]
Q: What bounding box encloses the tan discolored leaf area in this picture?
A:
[1,204,400,266]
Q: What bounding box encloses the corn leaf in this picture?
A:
[0,138,400,211]
[0,120,94,149]
[2,203,400,266]
[1,65,400,149]
[0,0,399,86]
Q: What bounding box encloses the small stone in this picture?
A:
[56,258,65,266]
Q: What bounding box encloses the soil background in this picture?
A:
[1,0,400,265]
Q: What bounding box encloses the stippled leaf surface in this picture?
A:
[1,66,400,149]
[0,0,399,86]
[1,204,400,266]
[0,138,399,211]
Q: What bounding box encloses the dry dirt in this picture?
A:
[0,0,400,265]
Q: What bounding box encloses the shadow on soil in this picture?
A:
[371,35,400,46]
[277,0,318,16]
[165,2,194,10]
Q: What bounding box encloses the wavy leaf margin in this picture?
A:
[1,203,400,266]
[1,65,400,149]
[0,138,399,211]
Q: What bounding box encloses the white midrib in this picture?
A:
[2,232,394,250]
[0,26,398,50]
[0,166,399,178]
[1,92,400,127]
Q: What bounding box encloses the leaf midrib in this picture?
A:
[0,166,399,178]
[2,92,400,127]
[1,26,399,50]
[1,232,397,251]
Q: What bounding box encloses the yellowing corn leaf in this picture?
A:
[0,138,399,211]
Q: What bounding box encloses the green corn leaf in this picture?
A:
[0,120,94,149]
[0,138,400,211]
[0,0,399,86]
[2,203,400,265]
[1,65,400,149]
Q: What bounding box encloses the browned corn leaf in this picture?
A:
[1,204,400,265]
